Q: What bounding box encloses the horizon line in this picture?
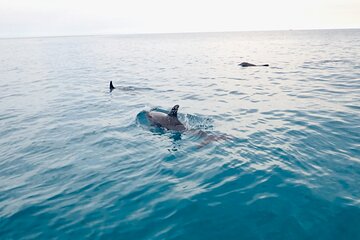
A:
[1,27,359,40]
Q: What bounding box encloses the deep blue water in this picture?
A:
[0,29,360,239]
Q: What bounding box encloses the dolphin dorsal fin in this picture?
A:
[110,81,115,91]
[168,105,179,117]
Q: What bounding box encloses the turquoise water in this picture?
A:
[1,30,360,239]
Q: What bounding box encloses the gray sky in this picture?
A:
[1,0,359,38]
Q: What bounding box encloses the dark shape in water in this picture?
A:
[110,81,115,92]
[239,62,269,67]
[109,81,154,92]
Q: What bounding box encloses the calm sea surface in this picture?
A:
[0,30,360,239]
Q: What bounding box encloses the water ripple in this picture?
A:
[1,30,360,239]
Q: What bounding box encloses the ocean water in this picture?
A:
[0,29,360,239]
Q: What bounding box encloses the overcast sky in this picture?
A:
[0,0,359,38]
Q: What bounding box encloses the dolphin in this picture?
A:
[110,81,115,92]
[239,62,269,67]
[109,81,154,92]
[146,105,186,131]
[142,105,232,148]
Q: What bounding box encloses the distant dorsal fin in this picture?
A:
[168,105,179,117]
[110,81,115,91]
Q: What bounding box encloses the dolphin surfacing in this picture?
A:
[146,105,186,131]
[239,62,269,67]
[110,81,115,92]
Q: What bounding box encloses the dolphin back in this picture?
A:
[147,106,186,131]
